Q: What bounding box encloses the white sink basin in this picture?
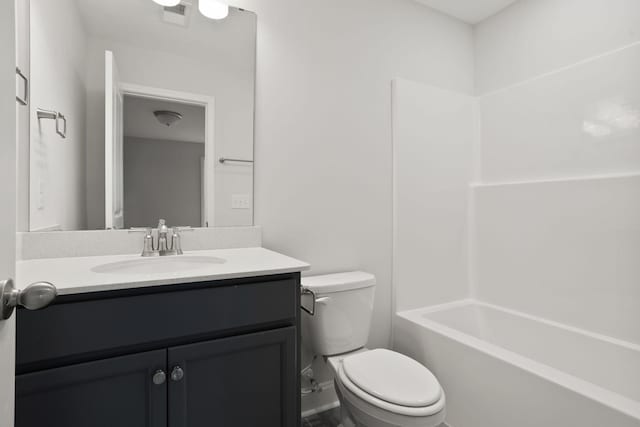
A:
[91,255,226,275]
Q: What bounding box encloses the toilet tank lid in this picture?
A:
[302,271,376,293]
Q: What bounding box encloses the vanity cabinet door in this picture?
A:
[15,349,167,427]
[168,327,297,427]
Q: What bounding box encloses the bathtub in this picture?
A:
[394,300,640,427]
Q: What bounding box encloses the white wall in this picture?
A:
[392,79,476,312]
[472,0,640,344]
[124,137,204,228]
[85,36,254,229]
[29,0,88,231]
[231,0,475,352]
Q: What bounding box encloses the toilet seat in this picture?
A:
[336,350,445,417]
[342,349,442,407]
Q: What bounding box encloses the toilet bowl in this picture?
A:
[328,349,446,427]
[301,272,446,427]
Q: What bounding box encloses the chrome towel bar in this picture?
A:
[15,67,28,106]
[219,157,254,164]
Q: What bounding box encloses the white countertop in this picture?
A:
[17,247,310,295]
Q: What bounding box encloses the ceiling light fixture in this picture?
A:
[152,0,181,6]
[154,110,183,127]
[198,0,229,20]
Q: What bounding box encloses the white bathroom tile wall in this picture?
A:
[479,42,640,183]
[473,175,640,344]
[392,79,476,312]
[17,226,262,260]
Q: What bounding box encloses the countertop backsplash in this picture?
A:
[17,226,262,260]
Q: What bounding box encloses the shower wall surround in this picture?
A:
[474,0,640,95]
[474,176,640,343]
[392,79,476,313]
[393,0,640,347]
[472,0,640,345]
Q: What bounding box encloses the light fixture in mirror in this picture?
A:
[152,0,181,7]
[199,0,229,20]
[154,110,183,127]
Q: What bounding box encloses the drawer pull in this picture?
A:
[171,366,184,382]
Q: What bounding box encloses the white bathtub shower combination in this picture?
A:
[391,5,640,424]
[394,301,640,427]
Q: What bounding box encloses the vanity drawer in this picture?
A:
[17,274,299,373]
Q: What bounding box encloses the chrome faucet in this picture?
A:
[156,219,173,256]
[129,219,193,257]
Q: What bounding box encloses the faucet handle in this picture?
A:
[171,227,194,255]
[129,227,157,257]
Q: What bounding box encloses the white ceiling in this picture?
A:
[415,0,518,24]
[123,96,205,144]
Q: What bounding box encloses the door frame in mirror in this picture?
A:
[118,83,215,228]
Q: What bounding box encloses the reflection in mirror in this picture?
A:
[26,0,256,232]
[123,96,207,228]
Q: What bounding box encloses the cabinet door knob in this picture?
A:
[171,366,184,381]
[171,366,184,382]
[152,370,166,385]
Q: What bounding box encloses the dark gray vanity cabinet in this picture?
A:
[15,273,301,427]
[169,327,296,427]
[16,350,167,427]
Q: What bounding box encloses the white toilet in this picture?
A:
[302,272,446,427]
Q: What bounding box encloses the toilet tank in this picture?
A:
[301,271,376,356]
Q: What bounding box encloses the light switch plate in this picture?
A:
[231,194,251,210]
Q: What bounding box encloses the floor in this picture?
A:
[301,407,341,427]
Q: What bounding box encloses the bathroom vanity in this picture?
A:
[14,248,308,427]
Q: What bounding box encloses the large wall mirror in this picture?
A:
[26,0,256,231]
